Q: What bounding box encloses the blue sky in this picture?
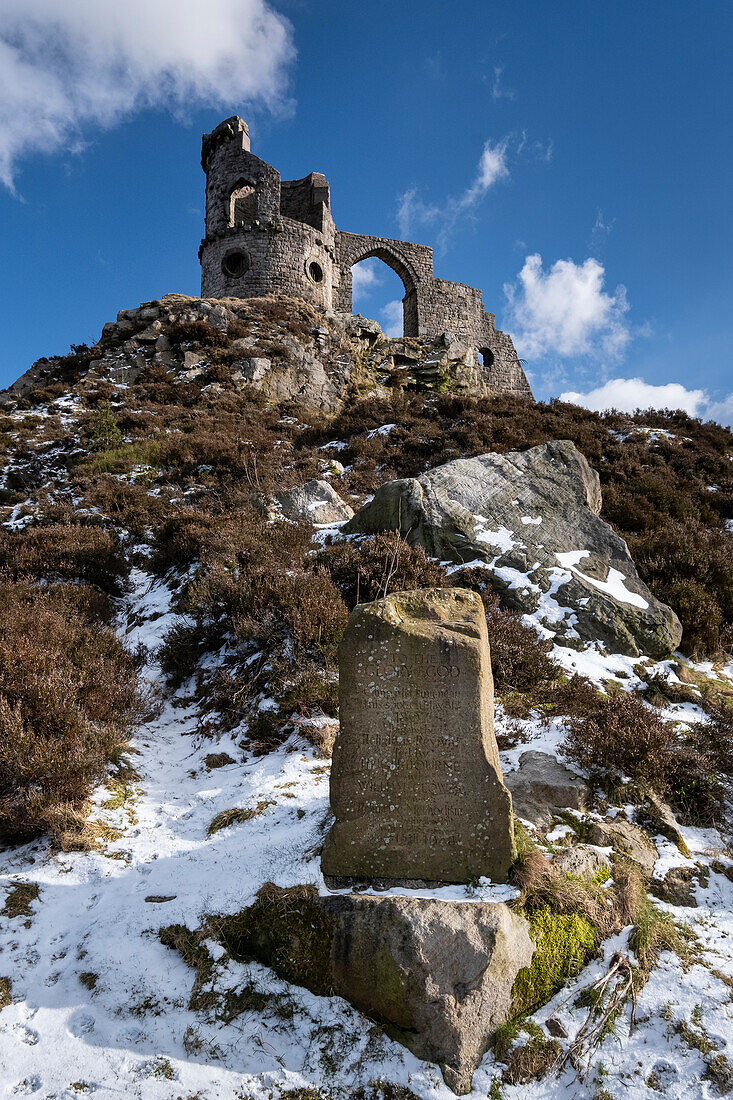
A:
[0,0,731,421]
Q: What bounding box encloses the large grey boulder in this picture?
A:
[225,884,534,1095]
[345,440,682,658]
[504,750,587,829]
[276,479,353,524]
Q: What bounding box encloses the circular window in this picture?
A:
[221,250,250,279]
[308,260,324,284]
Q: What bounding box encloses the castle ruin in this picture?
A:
[199,117,531,398]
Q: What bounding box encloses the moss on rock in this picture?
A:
[511,906,596,1016]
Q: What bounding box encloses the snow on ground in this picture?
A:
[1,565,732,1099]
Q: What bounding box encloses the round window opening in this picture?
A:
[222,250,250,279]
[308,260,324,284]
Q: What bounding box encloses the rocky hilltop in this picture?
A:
[2,293,503,415]
[0,294,732,1099]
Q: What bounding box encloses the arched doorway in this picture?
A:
[347,247,419,337]
[350,257,408,336]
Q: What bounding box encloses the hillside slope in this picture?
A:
[1,295,732,1099]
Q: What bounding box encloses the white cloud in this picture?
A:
[351,258,382,304]
[0,0,294,189]
[504,253,631,360]
[560,378,707,416]
[380,300,403,338]
[396,186,440,238]
[699,393,733,429]
[397,139,509,241]
[560,380,733,427]
[461,140,509,206]
[490,65,514,101]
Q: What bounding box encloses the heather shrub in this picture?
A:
[562,693,674,795]
[0,524,126,595]
[165,319,228,347]
[562,690,733,823]
[316,532,447,609]
[0,584,141,843]
[627,519,733,657]
[81,476,166,536]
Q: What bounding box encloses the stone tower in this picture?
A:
[199,117,532,398]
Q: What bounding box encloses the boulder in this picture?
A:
[649,866,701,907]
[586,817,657,877]
[504,750,587,829]
[552,844,611,879]
[344,440,682,658]
[276,479,353,525]
[223,884,534,1094]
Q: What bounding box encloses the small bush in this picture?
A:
[0,524,126,595]
[165,320,228,348]
[562,692,673,796]
[562,691,733,824]
[89,401,123,452]
[316,532,446,609]
[0,584,141,843]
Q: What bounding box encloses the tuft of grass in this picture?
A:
[0,976,11,1009]
[629,893,698,977]
[207,801,273,836]
[1,882,39,919]
[151,1057,175,1080]
[78,971,98,991]
[81,439,161,477]
[215,882,336,996]
[501,1032,562,1085]
[703,1053,733,1094]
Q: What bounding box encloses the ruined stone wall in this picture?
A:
[199,116,533,398]
[280,173,332,232]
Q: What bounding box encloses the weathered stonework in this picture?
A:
[321,587,516,885]
[199,117,532,398]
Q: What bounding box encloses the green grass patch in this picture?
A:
[81,439,161,476]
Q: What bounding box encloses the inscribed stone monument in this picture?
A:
[321,587,515,884]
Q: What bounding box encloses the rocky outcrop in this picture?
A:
[504,751,587,829]
[275,479,353,524]
[0,294,505,413]
[222,884,534,1094]
[586,817,658,877]
[344,440,682,658]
